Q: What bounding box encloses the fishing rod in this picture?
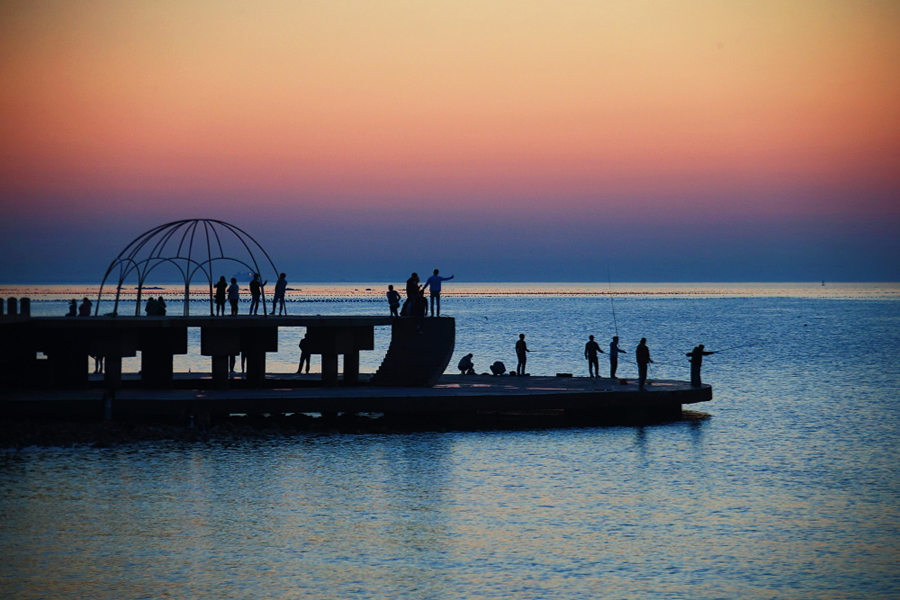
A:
[706,342,758,354]
[607,261,618,337]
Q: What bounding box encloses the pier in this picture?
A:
[0,310,453,390]
[1,306,711,423]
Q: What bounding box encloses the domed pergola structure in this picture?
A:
[96,219,280,316]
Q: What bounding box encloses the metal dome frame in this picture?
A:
[96,219,280,316]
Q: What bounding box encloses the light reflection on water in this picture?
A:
[2,285,899,599]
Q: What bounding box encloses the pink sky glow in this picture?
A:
[1,1,898,282]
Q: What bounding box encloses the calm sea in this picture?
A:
[2,283,899,599]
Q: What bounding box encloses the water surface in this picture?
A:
[2,283,899,599]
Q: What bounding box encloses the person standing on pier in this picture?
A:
[297,333,311,374]
[609,335,626,378]
[636,337,653,390]
[272,273,287,315]
[687,344,715,387]
[516,334,530,376]
[228,278,240,316]
[214,276,228,316]
[422,269,455,317]
[249,273,267,315]
[404,272,420,316]
[386,285,401,317]
[584,335,604,378]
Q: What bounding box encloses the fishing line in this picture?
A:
[607,261,619,337]
[707,342,758,353]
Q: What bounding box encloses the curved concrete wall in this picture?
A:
[371,318,455,387]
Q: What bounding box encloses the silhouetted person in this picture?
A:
[297,334,311,374]
[609,336,626,378]
[404,272,420,316]
[584,335,605,377]
[92,355,104,374]
[157,296,166,316]
[516,334,530,375]
[78,297,92,316]
[145,296,159,316]
[413,287,428,325]
[66,299,77,316]
[458,353,474,375]
[214,276,228,316]
[636,337,653,390]
[272,273,287,315]
[422,269,454,317]
[386,285,401,317]
[406,272,419,300]
[228,278,240,316]
[249,273,267,315]
[687,344,714,387]
[490,361,506,376]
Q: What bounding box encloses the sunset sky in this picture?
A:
[1,0,898,283]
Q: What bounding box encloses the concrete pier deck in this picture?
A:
[0,374,711,420]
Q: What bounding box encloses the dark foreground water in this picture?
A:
[2,284,899,599]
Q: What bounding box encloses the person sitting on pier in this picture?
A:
[386,284,401,317]
[458,353,475,375]
[228,278,240,316]
[66,299,77,316]
[78,297,92,316]
[214,276,228,316]
[609,335,626,378]
[490,360,506,376]
[157,296,166,316]
[636,337,653,390]
[584,335,605,378]
[249,273,267,315]
[687,344,715,387]
[271,273,287,315]
[145,296,159,316]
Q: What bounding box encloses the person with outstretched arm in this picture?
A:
[422,269,455,317]
[687,344,715,387]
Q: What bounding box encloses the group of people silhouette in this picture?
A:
[388,269,455,319]
[213,272,288,316]
[144,296,167,316]
[459,335,713,389]
[66,298,93,317]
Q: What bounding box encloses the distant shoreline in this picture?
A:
[2,282,898,300]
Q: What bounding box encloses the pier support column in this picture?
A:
[211,355,230,389]
[139,329,187,388]
[104,356,122,390]
[343,350,360,383]
[305,325,374,386]
[142,351,174,387]
[48,351,89,388]
[321,353,339,385]
[244,350,266,386]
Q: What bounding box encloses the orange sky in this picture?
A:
[1,1,898,281]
